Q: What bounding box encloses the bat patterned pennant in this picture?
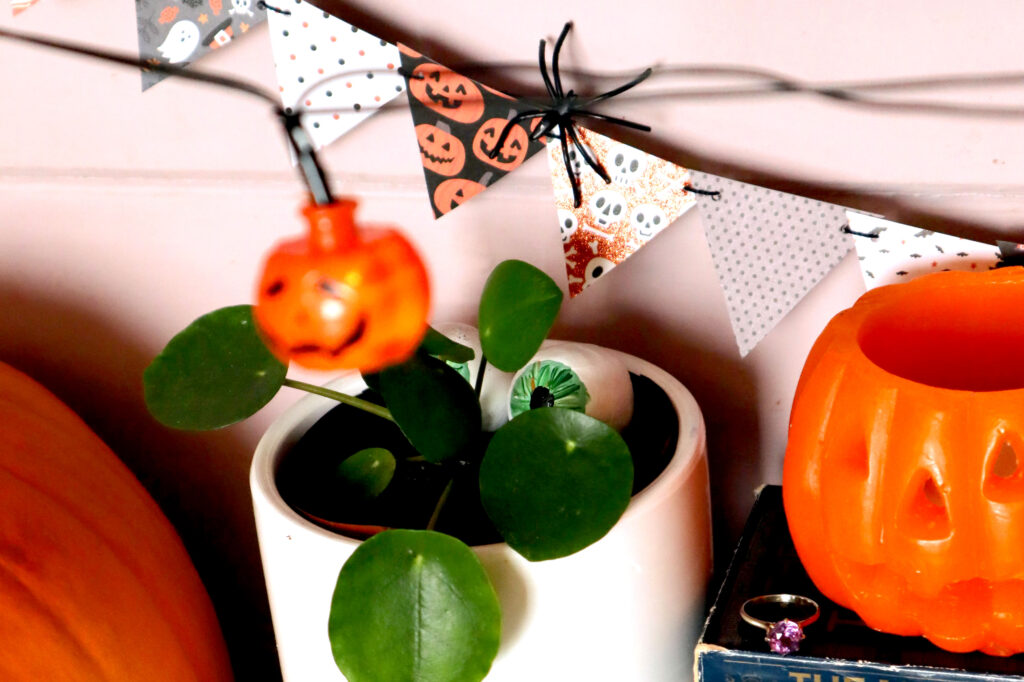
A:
[398,44,547,219]
[846,210,1001,290]
[548,126,698,298]
[135,0,267,91]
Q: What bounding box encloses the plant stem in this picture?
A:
[426,478,455,531]
[474,356,488,399]
[282,377,396,423]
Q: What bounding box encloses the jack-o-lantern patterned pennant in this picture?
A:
[846,210,1001,291]
[269,2,406,151]
[399,46,547,219]
[548,127,697,298]
[691,171,854,357]
[135,0,267,91]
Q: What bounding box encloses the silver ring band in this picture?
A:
[740,593,820,630]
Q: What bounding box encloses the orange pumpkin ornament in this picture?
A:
[415,123,465,177]
[473,118,530,171]
[254,200,430,373]
[0,361,234,681]
[784,267,1024,656]
[409,62,484,124]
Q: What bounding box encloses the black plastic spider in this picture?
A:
[488,22,653,207]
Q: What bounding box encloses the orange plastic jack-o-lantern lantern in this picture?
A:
[409,62,484,124]
[416,123,465,177]
[473,118,529,171]
[784,267,1024,656]
[254,200,430,373]
[433,177,487,215]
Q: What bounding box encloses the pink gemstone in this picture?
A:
[766,618,804,655]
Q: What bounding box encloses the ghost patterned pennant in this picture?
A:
[399,45,547,218]
[847,211,1001,290]
[548,127,697,297]
[135,0,267,91]
[691,172,854,357]
[269,2,406,151]
[11,0,39,15]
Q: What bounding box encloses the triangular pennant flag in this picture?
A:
[11,0,39,15]
[135,0,267,91]
[548,127,697,297]
[847,211,1001,290]
[269,4,405,151]
[691,171,854,357]
[398,45,546,218]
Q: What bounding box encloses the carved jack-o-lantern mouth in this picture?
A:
[287,315,368,358]
[478,136,522,164]
[415,123,466,176]
[472,119,530,171]
[425,82,466,110]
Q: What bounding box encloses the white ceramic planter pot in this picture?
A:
[252,349,713,682]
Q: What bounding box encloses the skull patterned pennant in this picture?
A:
[691,171,854,357]
[269,1,405,152]
[846,210,1001,291]
[548,127,697,297]
[135,0,267,91]
[399,45,547,219]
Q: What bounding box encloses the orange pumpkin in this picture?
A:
[433,177,487,215]
[0,361,233,681]
[415,123,465,177]
[409,62,484,124]
[254,200,430,373]
[473,118,529,171]
[784,267,1024,656]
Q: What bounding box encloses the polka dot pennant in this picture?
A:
[846,210,1000,292]
[548,127,697,298]
[269,0,404,151]
[689,171,854,357]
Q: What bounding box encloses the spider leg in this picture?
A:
[581,67,653,107]
[559,131,582,208]
[538,40,558,101]
[489,110,545,159]
[550,22,572,100]
[573,109,652,132]
[565,123,610,184]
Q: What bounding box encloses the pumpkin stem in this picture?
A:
[303,201,360,253]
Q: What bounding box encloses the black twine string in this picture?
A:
[257,1,291,14]
[0,26,332,204]
[841,225,881,239]
[684,183,722,201]
[490,22,653,208]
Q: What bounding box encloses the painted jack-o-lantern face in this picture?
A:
[784,268,1024,656]
[433,178,487,216]
[410,63,484,124]
[416,123,465,177]
[473,118,529,171]
[255,201,430,372]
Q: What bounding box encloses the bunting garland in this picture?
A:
[135,0,266,91]
[691,172,854,357]
[547,127,697,297]
[846,211,1001,290]
[269,3,405,151]
[398,45,547,218]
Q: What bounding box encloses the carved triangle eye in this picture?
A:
[899,472,951,541]
[984,433,1024,503]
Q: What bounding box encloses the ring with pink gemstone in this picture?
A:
[740,594,820,655]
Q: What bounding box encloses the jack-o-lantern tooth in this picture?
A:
[415,123,466,177]
[473,118,529,171]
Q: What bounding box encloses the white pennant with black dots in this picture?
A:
[689,171,854,357]
[269,1,405,150]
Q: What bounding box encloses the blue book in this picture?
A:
[695,486,1024,681]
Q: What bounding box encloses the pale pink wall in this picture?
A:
[2,1,1023,678]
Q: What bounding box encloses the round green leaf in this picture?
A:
[329,529,501,682]
[379,354,482,463]
[335,448,396,503]
[479,407,633,561]
[420,325,476,363]
[143,305,286,430]
[478,260,563,373]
